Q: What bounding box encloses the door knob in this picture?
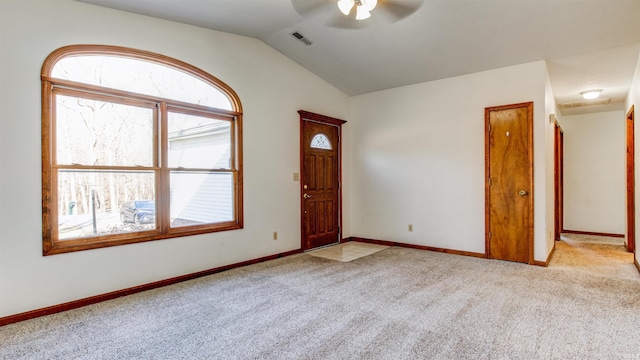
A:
[519,190,528,196]
[303,193,312,199]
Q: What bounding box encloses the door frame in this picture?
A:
[298,110,346,250]
[554,119,564,241]
[627,105,635,253]
[484,102,534,264]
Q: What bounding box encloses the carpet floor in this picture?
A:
[1,241,639,359]
[560,233,625,246]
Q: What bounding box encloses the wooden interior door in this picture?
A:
[626,105,635,253]
[554,122,564,241]
[485,102,534,264]
[299,111,346,250]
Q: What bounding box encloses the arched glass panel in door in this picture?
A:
[310,133,332,150]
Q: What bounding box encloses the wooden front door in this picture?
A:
[299,111,346,250]
[485,102,534,264]
[626,105,635,253]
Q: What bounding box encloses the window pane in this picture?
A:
[311,133,332,150]
[168,112,231,169]
[170,172,233,227]
[58,170,156,240]
[56,94,154,166]
[52,55,233,110]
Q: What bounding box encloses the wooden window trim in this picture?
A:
[42,45,243,255]
[41,44,243,112]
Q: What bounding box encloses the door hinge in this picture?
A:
[488,124,491,132]
[488,178,492,185]
[488,231,492,239]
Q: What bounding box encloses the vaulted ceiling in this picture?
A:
[78,0,640,115]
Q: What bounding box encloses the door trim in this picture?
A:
[484,102,534,264]
[627,105,635,253]
[298,110,346,251]
[554,119,564,241]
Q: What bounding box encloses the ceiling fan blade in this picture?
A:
[378,0,423,22]
[291,0,333,16]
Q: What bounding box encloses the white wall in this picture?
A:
[545,67,559,257]
[0,0,349,317]
[562,111,626,234]
[347,61,550,261]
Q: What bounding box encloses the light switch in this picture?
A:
[293,172,299,181]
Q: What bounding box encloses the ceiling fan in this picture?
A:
[291,0,423,29]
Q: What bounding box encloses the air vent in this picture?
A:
[291,31,312,46]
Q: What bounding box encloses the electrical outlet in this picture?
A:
[408,224,413,232]
[293,173,299,181]
[273,231,278,240]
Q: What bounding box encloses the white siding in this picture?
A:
[170,172,233,223]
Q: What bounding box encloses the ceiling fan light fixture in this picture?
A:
[337,0,376,19]
[337,0,355,15]
[355,6,371,20]
[361,0,378,12]
[580,89,602,100]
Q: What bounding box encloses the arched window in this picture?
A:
[41,45,243,255]
[310,133,333,150]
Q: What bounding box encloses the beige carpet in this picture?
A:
[1,242,639,359]
[550,239,637,281]
[561,233,625,246]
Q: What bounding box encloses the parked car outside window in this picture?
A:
[120,200,156,224]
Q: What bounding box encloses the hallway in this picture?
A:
[549,233,637,281]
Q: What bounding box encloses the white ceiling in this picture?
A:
[78,0,640,115]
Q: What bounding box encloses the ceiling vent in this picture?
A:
[291,32,312,46]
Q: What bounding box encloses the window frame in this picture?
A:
[41,45,243,255]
